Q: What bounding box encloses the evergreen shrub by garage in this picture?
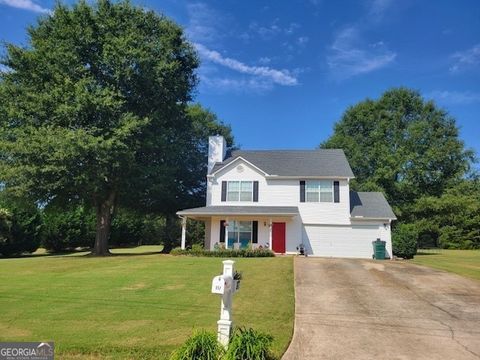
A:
[392,223,418,259]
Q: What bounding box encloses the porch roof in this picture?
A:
[177,205,299,217]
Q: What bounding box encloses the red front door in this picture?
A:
[272,222,286,253]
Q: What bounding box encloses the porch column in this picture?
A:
[268,218,272,251]
[181,216,187,250]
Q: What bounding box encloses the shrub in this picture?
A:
[225,327,275,360]
[170,248,275,258]
[0,206,43,257]
[392,223,418,259]
[170,330,223,360]
[110,209,145,247]
[42,206,95,252]
[0,208,12,251]
[170,247,188,256]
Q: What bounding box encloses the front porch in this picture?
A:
[176,206,299,253]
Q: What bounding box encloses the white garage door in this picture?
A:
[303,225,380,258]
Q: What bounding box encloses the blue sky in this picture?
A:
[1,0,479,160]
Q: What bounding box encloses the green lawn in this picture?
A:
[0,247,294,359]
[411,249,480,281]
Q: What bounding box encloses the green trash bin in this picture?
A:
[373,239,386,260]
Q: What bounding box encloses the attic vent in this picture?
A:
[236,165,244,173]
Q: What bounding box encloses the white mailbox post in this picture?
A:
[211,260,238,347]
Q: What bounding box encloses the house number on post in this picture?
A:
[211,260,240,347]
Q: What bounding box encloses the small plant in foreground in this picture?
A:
[170,330,223,360]
[233,270,243,281]
[224,327,275,360]
[172,327,276,360]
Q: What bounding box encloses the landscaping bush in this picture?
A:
[225,327,275,360]
[170,247,275,258]
[393,223,418,259]
[43,206,95,252]
[171,327,276,360]
[0,205,43,257]
[110,209,145,247]
[170,330,223,360]
[141,215,166,245]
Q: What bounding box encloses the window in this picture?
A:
[227,221,252,248]
[305,180,333,202]
[227,181,253,202]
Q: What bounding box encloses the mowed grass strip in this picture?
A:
[0,248,294,359]
[411,249,480,281]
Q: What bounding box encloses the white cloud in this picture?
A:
[327,26,396,79]
[368,0,393,18]
[200,76,274,93]
[297,36,309,46]
[195,43,298,86]
[248,20,301,40]
[0,0,50,14]
[258,57,271,65]
[186,2,225,44]
[249,21,282,40]
[450,44,480,73]
[285,22,301,35]
[426,90,480,105]
[0,64,12,73]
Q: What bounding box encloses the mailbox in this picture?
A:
[211,275,232,295]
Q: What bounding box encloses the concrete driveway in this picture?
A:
[283,257,480,360]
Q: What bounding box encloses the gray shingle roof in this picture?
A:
[177,206,299,216]
[211,149,355,177]
[350,192,397,219]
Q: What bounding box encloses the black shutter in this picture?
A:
[252,221,258,243]
[219,220,225,242]
[300,181,305,202]
[221,181,227,202]
[334,181,340,203]
[253,181,259,202]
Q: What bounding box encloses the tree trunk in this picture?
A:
[161,214,178,253]
[93,191,116,256]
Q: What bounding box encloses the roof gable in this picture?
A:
[211,149,355,178]
[350,191,397,220]
[209,156,269,177]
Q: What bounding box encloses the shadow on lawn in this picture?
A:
[1,247,165,259]
[416,250,442,256]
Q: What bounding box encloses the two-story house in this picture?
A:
[177,136,396,259]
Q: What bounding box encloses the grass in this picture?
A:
[411,249,480,281]
[0,247,294,359]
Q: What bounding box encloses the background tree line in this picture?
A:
[322,88,479,257]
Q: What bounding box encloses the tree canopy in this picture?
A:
[321,88,478,250]
[321,88,474,217]
[0,0,204,255]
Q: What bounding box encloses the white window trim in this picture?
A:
[305,180,334,203]
[227,220,253,248]
[226,181,254,202]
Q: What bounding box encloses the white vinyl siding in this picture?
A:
[227,181,253,202]
[306,180,333,203]
[209,159,352,225]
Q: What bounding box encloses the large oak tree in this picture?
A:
[321,88,478,249]
[321,88,474,219]
[0,0,199,255]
